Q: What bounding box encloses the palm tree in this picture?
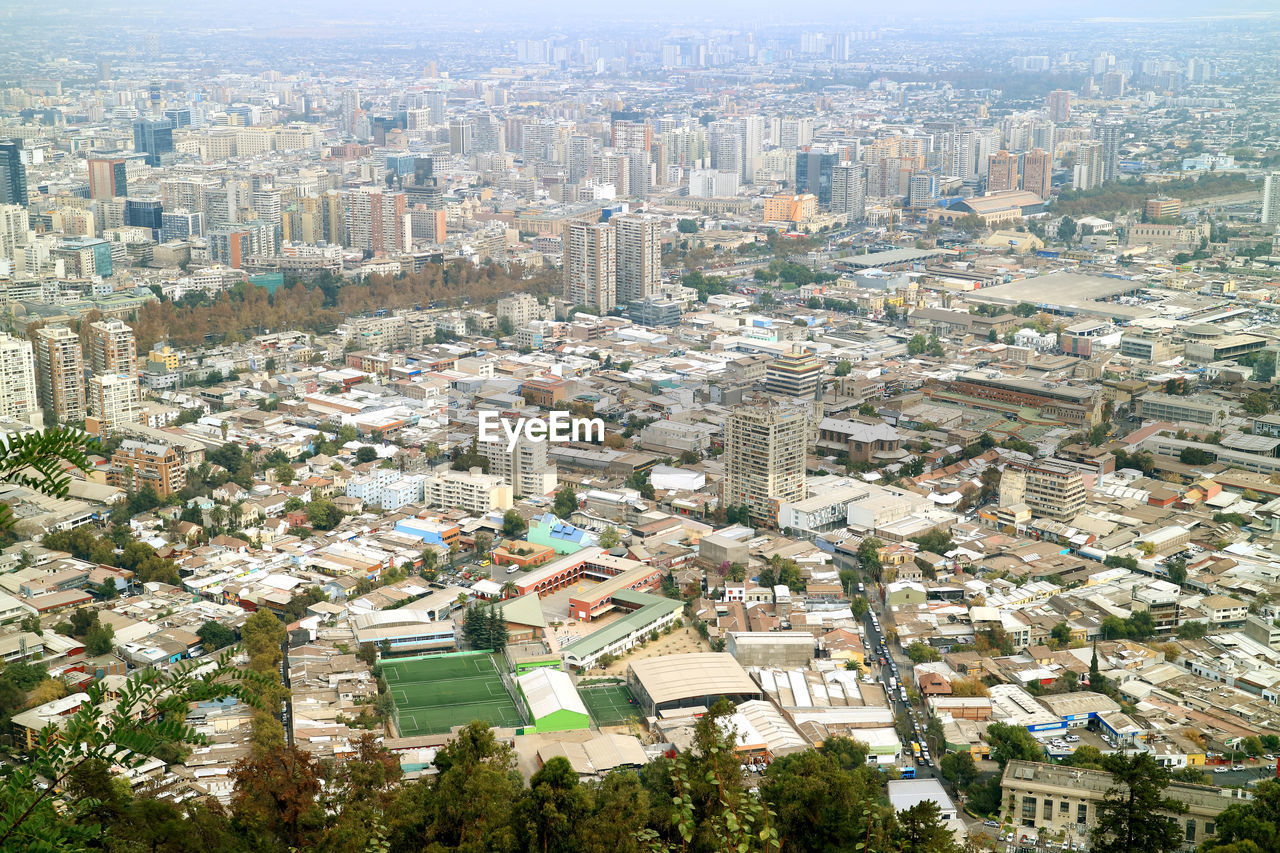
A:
[209,506,228,531]
[501,580,518,600]
[455,592,468,609]
[229,501,244,529]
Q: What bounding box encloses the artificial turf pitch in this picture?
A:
[579,684,640,727]
[383,653,523,736]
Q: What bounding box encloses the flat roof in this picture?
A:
[966,272,1154,319]
[839,247,951,269]
[888,778,956,814]
[628,652,760,707]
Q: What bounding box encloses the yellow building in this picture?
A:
[763,193,818,227]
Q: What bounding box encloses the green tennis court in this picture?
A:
[579,684,640,727]
[384,653,524,736]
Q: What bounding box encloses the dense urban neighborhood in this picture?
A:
[1,3,1280,852]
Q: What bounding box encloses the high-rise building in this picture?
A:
[986,150,1019,193]
[723,403,808,528]
[1000,460,1085,522]
[795,148,836,207]
[207,228,252,267]
[1262,173,1280,225]
[88,373,141,433]
[1046,90,1072,124]
[0,332,38,425]
[0,140,28,206]
[33,326,85,424]
[87,318,137,376]
[160,209,203,242]
[563,220,616,314]
[830,162,867,220]
[449,119,474,155]
[1021,148,1052,200]
[346,188,408,255]
[614,215,662,306]
[87,157,128,200]
[907,171,939,210]
[1097,121,1123,184]
[764,348,824,400]
[479,427,557,498]
[611,118,652,154]
[1073,141,1105,191]
[108,440,185,497]
[0,204,29,264]
[132,119,174,166]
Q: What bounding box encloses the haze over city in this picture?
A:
[0,4,1278,853]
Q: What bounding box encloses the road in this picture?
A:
[859,593,938,781]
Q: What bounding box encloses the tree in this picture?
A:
[84,622,114,656]
[272,463,294,485]
[1059,216,1078,245]
[1050,621,1072,647]
[502,509,528,538]
[894,800,962,853]
[857,537,883,579]
[1091,752,1185,853]
[939,750,979,789]
[355,446,378,464]
[1242,391,1271,416]
[0,427,91,533]
[1176,620,1208,640]
[986,722,1043,767]
[1200,779,1280,852]
[229,743,324,850]
[304,497,345,530]
[598,525,620,550]
[906,641,940,663]
[197,621,236,651]
[473,532,492,556]
[834,360,852,376]
[676,218,700,233]
[907,334,928,356]
[0,651,250,853]
[758,746,884,853]
[553,485,577,519]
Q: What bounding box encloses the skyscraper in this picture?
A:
[0,140,27,207]
[132,119,174,167]
[831,162,867,220]
[723,402,808,529]
[564,220,616,314]
[87,319,137,376]
[1097,121,1123,184]
[0,332,38,425]
[986,150,1019,193]
[795,148,836,207]
[1046,90,1072,124]
[1021,148,1053,200]
[87,157,128,200]
[1262,173,1280,225]
[449,120,473,155]
[614,215,662,306]
[1073,141,1105,191]
[346,188,407,255]
[34,326,85,425]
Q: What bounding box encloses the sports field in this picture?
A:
[579,684,640,727]
[383,653,524,737]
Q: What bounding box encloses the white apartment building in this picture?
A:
[423,467,513,514]
[0,332,38,424]
[88,373,141,433]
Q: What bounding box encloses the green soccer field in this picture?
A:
[579,684,640,727]
[384,654,524,737]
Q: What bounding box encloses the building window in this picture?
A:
[1205,822,1214,836]
[1059,800,1070,815]
[1185,820,1196,842]
[1043,799,1054,820]
[1022,797,1038,821]
[1077,804,1088,825]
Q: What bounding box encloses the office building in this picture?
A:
[132,119,174,166]
[346,188,407,255]
[1262,172,1280,225]
[107,440,185,497]
[723,403,807,528]
[88,373,141,433]
[564,220,616,314]
[795,148,836,207]
[87,319,137,377]
[1046,90,1071,123]
[124,198,163,234]
[33,326,85,425]
[480,428,557,499]
[1001,460,1085,522]
[87,158,128,200]
[907,171,939,210]
[0,204,28,264]
[1073,141,1105,191]
[831,162,867,220]
[449,119,473,155]
[614,215,662,305]
[208,228,252,268]
[1145,197,1182,219]
[160,209,203,242]
[1021,148,1052,200]
[0,140,27,206]
[1000,760,1237,849]
[0,333,38,424]
[986,150,1019,194]
[764,348,824,400]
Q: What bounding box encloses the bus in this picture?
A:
[899,766,916,779]
[911,742,922,762]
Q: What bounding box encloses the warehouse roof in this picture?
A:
[628,652,760,707]
[517,668,589,721]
